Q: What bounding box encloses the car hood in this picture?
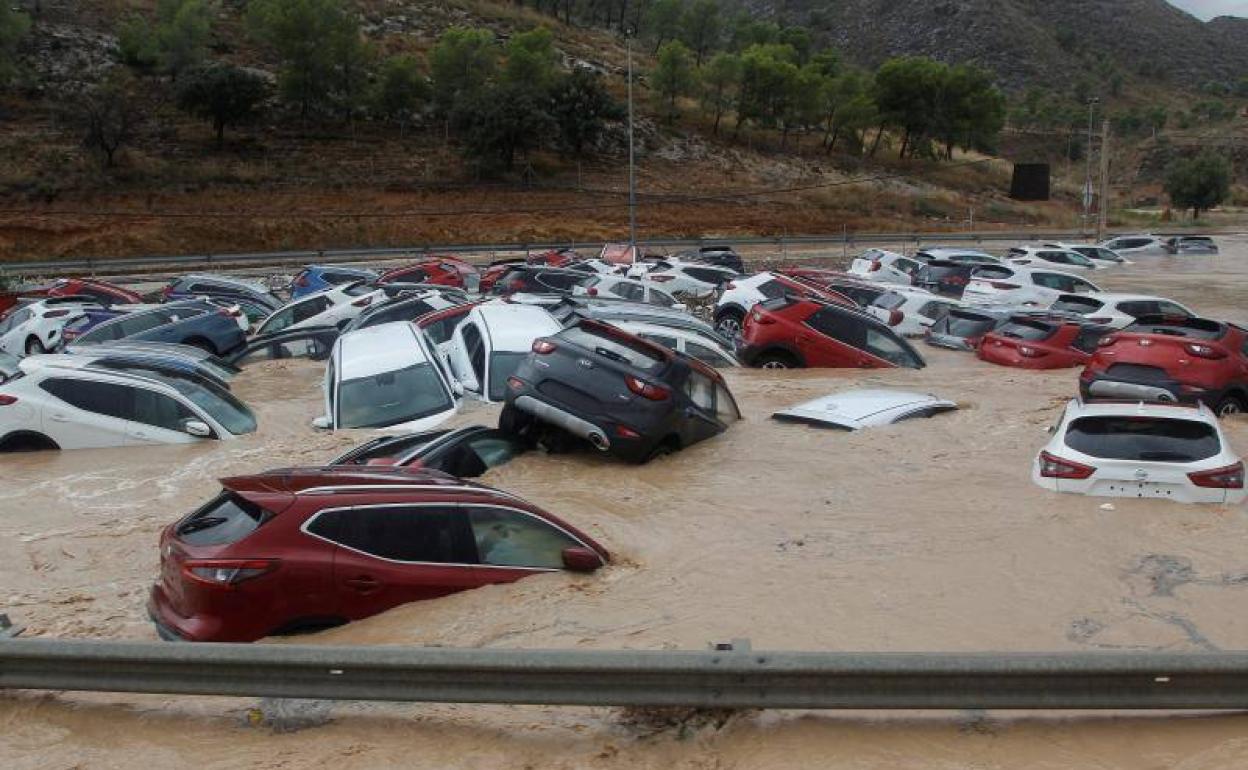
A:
[772,389,958,430]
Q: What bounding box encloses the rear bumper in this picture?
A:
[146,583,230,643]
[508,392,656,462]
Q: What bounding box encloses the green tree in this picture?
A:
[778,27,812,64]
[502,27,558,94]
[549,68,623,156]
[1164,151,1231,220]
[77,72,139,168]
[734,43,798,135]
[782,62,825,147]
[728,17,778,51]
[873,56,944,158]
[819,69,874,152]
[679,0,721,66]
[0,4,28,84]
[933,63,1005,158]
[699,52,740,134]
[157,0,215,81]
[452,82,556,174]
[372,55,429,136]
[651,40,696,123]
[176,63,268,146]
[429,26,498,117]
[247,0,362,118]
[117,15,160,71]
[643,0,683,54]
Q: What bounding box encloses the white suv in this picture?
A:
[0,355,257,451]
[572,275,680,308]
[253,282,386,337]
[446,302,562,403]
[1098,234,1166,257]
[869,287,960,337]
[962,264,1101,307]
[0,297,103,356]
[713,272,803,337]
[1048,293,1196,329]
[1006,245,1102,272]
[848,249,923,285]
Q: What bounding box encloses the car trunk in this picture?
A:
[1061,416,1227,502]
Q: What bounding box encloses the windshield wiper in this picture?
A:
[178,516,226,535]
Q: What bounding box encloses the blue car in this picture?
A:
[70,300,246,356]
[290,264,379,300]
[59,308,130,347]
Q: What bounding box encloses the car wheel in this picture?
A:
[715,310,744,338]
[25,337,46,355]
[1214,395,1246,417]
[498,404,535,436]
[756,351,798,369]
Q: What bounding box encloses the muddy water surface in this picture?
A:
[3,239,1248,768]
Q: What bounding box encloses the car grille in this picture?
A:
[1106,364,1172,383]
[538,380,602,414]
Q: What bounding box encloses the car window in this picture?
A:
[359,300,436,329]
[683,267,732,284]
[462,322,486,385]
[1155,301,1191,318]
[873,292,906,311]
[995,319,1056,341]
[1071,325,1111,354]
[1039,251,1069,264]
[685,370,716,410]
[1031,273,1075,292]
[119,310,180,337]
[468,506,579,569]
[917,301,954,320]
[131,387,198,432]
[486,351,529,401]
[466,435,524,469]
[422,310,469,345]
[560,325,665,372]
[972,266,1014,281]
[39,377,133,420]
[756,279,789,300]
[893,257,920,275]
[176,492,274,547]
[865,327,922,367]
[261,306,296,333]
[1064,417,1220,462]
[715,383,741,421]
[338,362,453,429]
[1051,296,1104,314]
[1116,301,1158,318]
[121,367,256,436]
[308,506,470,563]
[1069,278,1098,294]
[832,285,881,306]
[805,307,866,348]
[639,332,680,351]
[537,272,581,291]
[295,296,333,322]
[235,337,332,365]
[686,341,731,367]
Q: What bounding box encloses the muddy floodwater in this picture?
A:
[3,237,1248,768]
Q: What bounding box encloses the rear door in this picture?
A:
[447,318,485,395]
[305,505,480,621]
[36,377,138,448]
[680,368,726,445]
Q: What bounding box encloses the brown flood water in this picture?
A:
[3,238,1248,768]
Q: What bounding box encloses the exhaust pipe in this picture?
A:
[586,431,610,452]
[514,395,611,451]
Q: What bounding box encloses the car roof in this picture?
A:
[472,303,561,351]
[305,264,377,274]
[1067,397,1215,423]
[1058,292,1171,304]
[773,389,958,430]
[220,465,499,496]
[335,321,427,380]
[608,320,724,344]
[18,355,187,393]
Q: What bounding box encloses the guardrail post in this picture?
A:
[0,614,23,639]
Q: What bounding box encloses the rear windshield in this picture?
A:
[1125,317,1224,340]
[972,266,1014,280]
[872,292,907,311]
[920,263,970,278]
[940,310,999,337]
[176,492,274,546]
[1065,416,1221,462]
[994,318,1056,341]
[560,325,665,372]
[1051,296,1104,314]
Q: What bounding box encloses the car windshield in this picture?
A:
[130,368,257,435]
[337,362,452,429]
[1050,296,1104,314]
[176,492,274,546]
[488,351,531,401]
[872,292,907,311]
[1065,416,1221,463]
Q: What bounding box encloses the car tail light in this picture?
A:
[869,260,882,272]
[587,287,598,296]
[44,309,70,318]
[507,279,524,292]
[0,395,17,406]
[1018,345,1048,358]
[989,281,1019,290]
[949,276,969,286]
[532,339,557,354]
[183,559,277,588]
[217,306,242,318]
[650,275,676,283]
[888,309,903,326]
[1038,450,1095,480]
[1185,343,1226,359]
[625,375,670,401]
[352,295,374,308]
[507,376,525,390]
[615,424,641,439]
[1189,462,1245,489]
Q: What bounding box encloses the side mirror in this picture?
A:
[311,415,332,430]
[561,546,604,573]
[183,419,212,438]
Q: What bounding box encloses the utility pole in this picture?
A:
[626,32,637,262]
[1082,98,1098,236]
[1096,119,1111,242]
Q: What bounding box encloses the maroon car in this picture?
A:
[148,466,608,642]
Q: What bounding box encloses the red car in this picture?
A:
[379,257,478,289]
[1080,315,1248,416]
[977,315,1112,370]
[148,466,609,642]
[5,278,142,312]
[737,296,925,369]
[527,248,580,267]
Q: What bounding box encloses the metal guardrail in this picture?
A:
[4,638,1248,709]
[0,230,1213,276]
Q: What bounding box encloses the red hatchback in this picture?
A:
[1080,315,1248,416]
[977,315,1112,370]
[148,466,608,642]
[15,277,143,307]
[379,257,478,289]
[737,296,925,369]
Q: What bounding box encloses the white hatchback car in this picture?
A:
[0,355,257,451]
[1034,399,1245,504]
[0,297,102,356]
[869,287,960,337]
[962,265,1102,307]
[317,321,461,432]
[253,282,385,337]
[1048,293,1196,330]
[1043,242,1129,266]
[636,261,738,298]
[1006,245,1103,272]
[446,302,563,403]
[848,249,924,285]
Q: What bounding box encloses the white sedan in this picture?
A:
[1033,399,1245,504]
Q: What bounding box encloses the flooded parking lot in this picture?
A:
[3,236,1248,768]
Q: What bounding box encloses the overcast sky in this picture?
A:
[1168,0,1248,19]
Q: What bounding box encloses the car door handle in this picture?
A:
[346,576,381,592]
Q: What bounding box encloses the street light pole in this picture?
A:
[626,32,637,260]
[1082,97,1098,234]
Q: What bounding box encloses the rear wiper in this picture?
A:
[178,516,226,534]
[593,346,627,364]
[1137,452,1190,462]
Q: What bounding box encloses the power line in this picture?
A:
[0,159,1000,221]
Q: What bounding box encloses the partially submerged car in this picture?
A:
[608,320,741,367]
[1033,399,1245,504]
[925,307,1011,351]
[962,264,1102,307]
[378,257,479,291]
[1043,242,1129,266]
[977,315,1112,370]
[1079,315,1248,416]
[772,389,958,430]
[572,274,681,308]
[147,466,609,642]
[912,247,1001,265]
[316,321,461,432]
[0,296,102,356]
[72,300,247,357]
[161,274,281,322]
[1006,245,1103,272]
[1163,236,1218,255]
[848,249,924,285]
[912,260,977,298]
[867,287,958,338]
[290,264,379,299]
[738,297,925,370]
[342,290,464,333]
[1048,293,1196,330]
[502,320,741,463]
[714,272,855,338]
[329,425,528,477]
[446,303,563,403]
[1098,234,1167,257]
[253,282,385,336]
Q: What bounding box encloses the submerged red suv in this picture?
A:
[148,466,608,642]
[1080,315,1248,416]
[737,297,925,369]
[977,315,1112,370]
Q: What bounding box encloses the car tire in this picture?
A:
[1214,395,1246,418]
[715,309,744,338]
[498,404,535,436]
[25,337,46,355]
[0,431,59,452]
[756,351,799,369]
